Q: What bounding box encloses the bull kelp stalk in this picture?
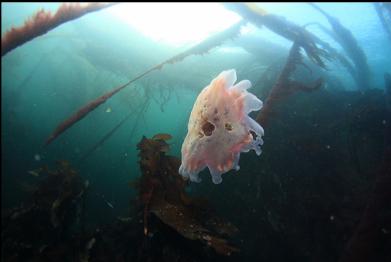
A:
[309,3,371,90]
[45,20,246,146]
[374,3,391,43]
[256,41,323,127]
[1,3,116,57]
[339,74,391,262]
[224,3,330,68]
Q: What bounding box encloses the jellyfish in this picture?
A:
[179,69,264,184]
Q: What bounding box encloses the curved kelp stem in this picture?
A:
[256,41,323,127]
[309,3,371,90]
[339,73,391,262]
[45,20,246,146]
[1,3,116,57]
[224,3,330,68]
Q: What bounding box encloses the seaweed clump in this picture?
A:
[1,160,88,261]
[135,133,240,257]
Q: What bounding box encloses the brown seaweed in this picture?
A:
[45,20,246,146]
[1,3,116,57]
[2,160,88,261]
[32,160,87,227]
[256,41,323,127]
[136,134,240,256]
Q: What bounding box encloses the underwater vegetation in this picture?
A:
[44,20,246,146]
[2,2,391,262]
[2,136,241,261]
[224,3,330,68]
[309,3,371,91]
[1,3,115,57]
[137,134,239,256]
[256,40,323,127]
[2,160,89,261]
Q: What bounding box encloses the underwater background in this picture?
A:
[1,2,390,262]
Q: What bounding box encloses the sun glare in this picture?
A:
[107,3,242,47]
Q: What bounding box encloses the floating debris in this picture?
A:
[34,154,41,161]
[117,216,132,223]
[105,200,114,209]
[152,133,172,141]
[27,167,42,177]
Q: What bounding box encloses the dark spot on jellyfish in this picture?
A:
[214,108,218,114]
[213,117,219,122]
[225,123,233,131]
[249,130,257,140]
[202,121,215,136]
